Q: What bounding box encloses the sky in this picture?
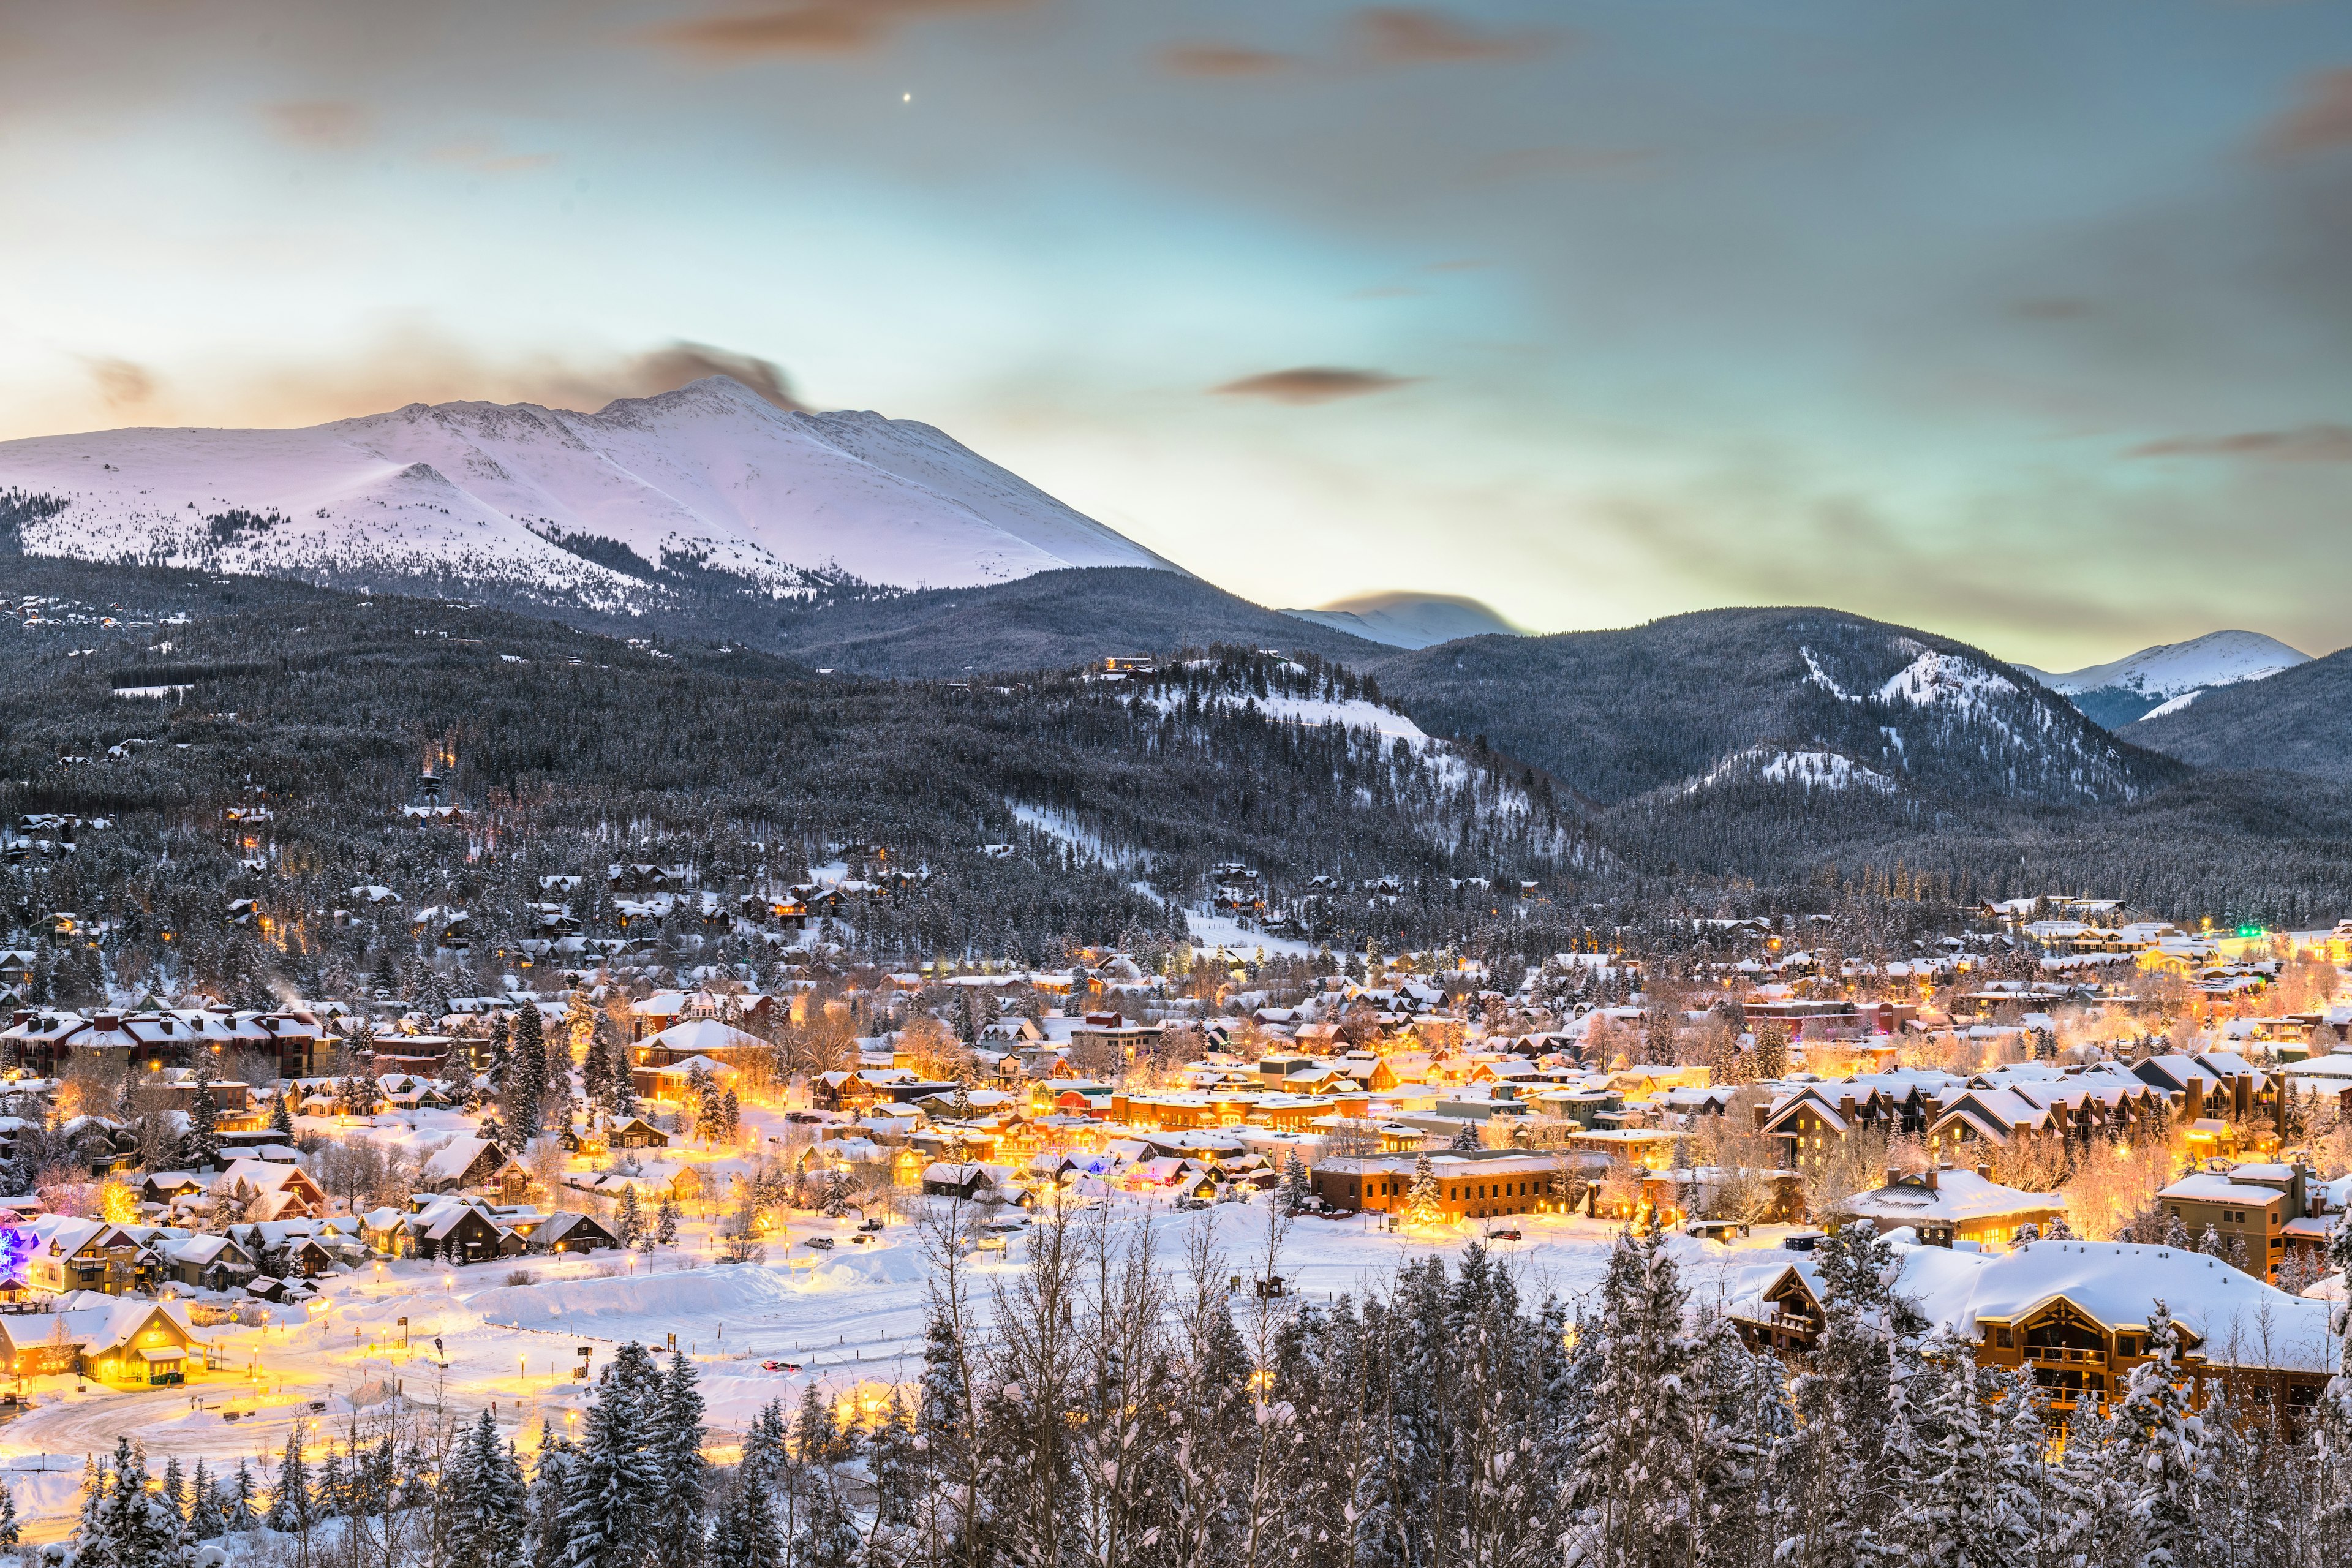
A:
[1,1,2349,668]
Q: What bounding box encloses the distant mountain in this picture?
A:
[2130,647,2352,785]
[0,377,1180,606]
[769,567,1389,674]
[1371,607,2180,810]
[2016,630,2309,729]
[1281,591,1520,650]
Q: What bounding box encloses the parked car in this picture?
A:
[1781,1229,1827,1252]
[804,1237,834,1251]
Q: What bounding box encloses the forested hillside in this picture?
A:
[2130,647,2352,784]
[0,562,1583,997]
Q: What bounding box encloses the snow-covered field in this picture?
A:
[0,1202,1800,1532]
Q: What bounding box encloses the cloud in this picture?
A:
[1348,7,1558,66]
[2130,424,2352,461]
[82,356,154,409]
[1213,368,1417,404]
[648,0,1036,59]
[2260,66,2352,159]
[262,99,373,149]
[1159,41,1295,77]
[624,342,805,410]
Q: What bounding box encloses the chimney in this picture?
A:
[1977,1163,1993,1183]
[1921,1169,1938,1192]
[94,1013,121,1032]
[1885,1166,1904,1190]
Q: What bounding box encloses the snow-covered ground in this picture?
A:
[0,1200,1800,1532]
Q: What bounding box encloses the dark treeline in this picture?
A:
[66,1213,2352,1568]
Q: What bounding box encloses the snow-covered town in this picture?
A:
[0,879,2347,1559]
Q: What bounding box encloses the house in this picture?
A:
[1833,1166,2066,1250]
[2156,1161,2309,1282]
[609,1117,669,1150]
[922,1162,1014,1200]
[209,1159,327,1219]
[165,1233,257,1291]
[23,1219,146,1295]
[1310,1151,1569,1221]
[9,1299,211,1387]
[530,1212,622,1254]
[418,1137,507,1194]
[411,1200,523,1264]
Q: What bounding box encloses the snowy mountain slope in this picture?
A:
[1280,590,1520,650]
[1371,607,2182,809]
[2016,630,2308,728]
[0,377,1178,601]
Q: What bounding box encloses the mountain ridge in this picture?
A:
[0,377,1180,606]
[2016,630,2309,729]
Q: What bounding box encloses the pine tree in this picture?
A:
[186,1459,227,1542]
[180,1056,221,1170]
[1403,1152,1443,1227]
[655,1194,679,1248]
[447,1409,529,1568]
[505,1007,546,1137]
[527,1427,575,1568]
[646,1351,708,1568]
[2164,1211,2193,1250]
[488,1014,513,1092]
[227,1457,258,1531]
[267,1428,313,1534]
[0,1479,19,1551]
[1277,1149,1314,1215]
[2198,1223,2226,1259]
[559,1342,661,1568]
[823,1167,851,1221]
[1564,1226,1704,1568]
[2113,1302,2204,1568]
[1449,1120,1480,1150]
[269,1090,295,1139]
[617,1185,644,1250]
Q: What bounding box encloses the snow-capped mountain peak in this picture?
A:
[0,377,1180,605]
[2014,630,2309,729]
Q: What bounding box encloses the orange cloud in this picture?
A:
[2132,425,2352,461]
[1349,7,1558,66]
[83,356,154,410]
[1159,41,1295,77]
[263,100,372,149]
[2261,66,2352,159]
[650,0,1037,59]
[1213,368,1417,404]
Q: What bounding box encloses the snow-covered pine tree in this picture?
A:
[269,1090,295,1139]
[526,1425,575,1568]
[160,1455,186,1526]
[1403,1152,1443,1227]
[0,1479,18,1552]
[617,1186,644,1250]
[2164,1212,2193,1250]
[559,1343,662,1568]
[655,1194,679,1248]
[1898,1330,2009,1568]
[1564,1226,1704,1568]
[181,1058,221,1171]
[184,1460,225,1543]
[646,1351,709,1568]
[823,1167,851,1221]
[1692,1317,1791,1568]
[2113,1301,2204,1568]
[227,1457,257,1531]
[1449,1120,1479,1151]
[487,1014,513,1093]
[2198,1223,2226,1258]
[267,1428,313,1535]
[1276,1150,1314,1215]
